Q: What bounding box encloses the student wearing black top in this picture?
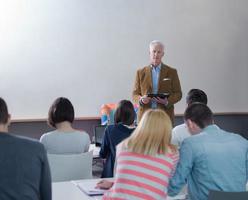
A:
[100,100,136,178]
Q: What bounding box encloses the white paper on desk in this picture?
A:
[167,194,187,200]
[71,180,106,196]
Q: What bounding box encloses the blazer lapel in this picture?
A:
[158,63,169,91]
[145,66,153,93]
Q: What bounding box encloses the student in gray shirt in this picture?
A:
[0,97,51,200]
[40,97,90,154]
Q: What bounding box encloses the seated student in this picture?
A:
[0,97,51,200]
[97,109,179,199]
[168,103,248,200]
[171,89,208,146]
[100,100,136,178]
[40,97,90,154]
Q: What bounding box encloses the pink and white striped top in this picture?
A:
[102,148,179,200]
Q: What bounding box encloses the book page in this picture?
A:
[72,180,106,196]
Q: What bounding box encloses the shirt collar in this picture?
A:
[151,63,161,70]
[202,124,220,133]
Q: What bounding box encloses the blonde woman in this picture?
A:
[96,109,179,200]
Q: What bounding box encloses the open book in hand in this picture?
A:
[71,179,107,196]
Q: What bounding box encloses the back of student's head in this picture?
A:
[48,97,74,128]
[0,97,9,124]
[125,109,173,155]
[114,100,135,126]
[186,89,208,105]
[184,103,213,129]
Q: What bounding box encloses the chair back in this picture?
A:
[47,151,93,182]
[208,190,248,200]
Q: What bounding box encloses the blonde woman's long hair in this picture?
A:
[123,109,175,156]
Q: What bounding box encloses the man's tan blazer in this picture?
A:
[132,63,182,124]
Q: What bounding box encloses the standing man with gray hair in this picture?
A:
[132,40,182,124]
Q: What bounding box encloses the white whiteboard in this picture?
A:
[0,0,248,119]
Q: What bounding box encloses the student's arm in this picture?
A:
[84,133,91,152]
[40,145,52,200]
[246,149,248,183]
[99,127,110,158]
[39,134,47,147]
[168,141,193,196]
[171,128,180,146]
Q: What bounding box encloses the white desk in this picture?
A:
[52,179,187,200]
[53,180,101,200]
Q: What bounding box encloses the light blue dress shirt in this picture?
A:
[168,125,248,200]
[151,64,161,109]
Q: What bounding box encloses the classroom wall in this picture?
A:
[9,114,248,141]
[1,0,248,120]
[9,118,101,141]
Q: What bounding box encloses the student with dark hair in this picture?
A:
[100,100,136,178]
[171,89,208,146]
[47,97,75,128]
[114,100,136,126]
[168,103,248,200]
[0,97,51,200]
[40,97,90,154]
[186,89,208,105]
